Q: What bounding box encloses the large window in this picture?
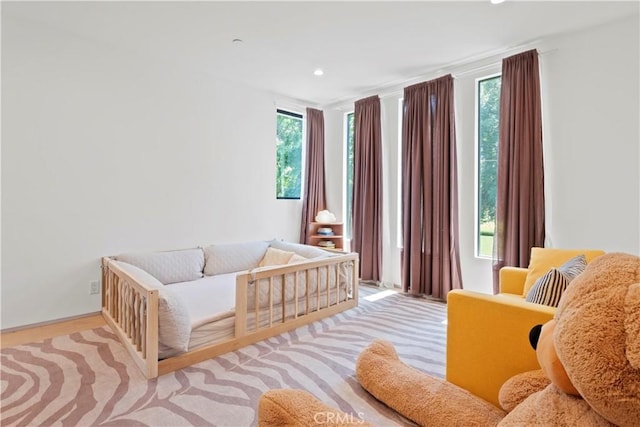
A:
[344,112,355,238]
[397,97,404,248]
[476,75,501,257]
[276,109,303,199]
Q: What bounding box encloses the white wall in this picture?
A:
[324,15,639,294]
[323,109,344,222]
[1,17,303,329]
[539,16,639,252]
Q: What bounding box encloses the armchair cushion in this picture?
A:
[522,248,605,296]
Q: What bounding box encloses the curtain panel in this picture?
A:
[401,74,463,298]
[299,108,327,244]
[492,49,546,293]
[352,95,383,281]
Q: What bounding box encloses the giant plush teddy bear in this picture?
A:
[258,252,640,426]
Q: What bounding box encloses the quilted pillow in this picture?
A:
[113,261,191,352]
[116,248,204,285]
[204,241,270,275]
[525,268,570,307]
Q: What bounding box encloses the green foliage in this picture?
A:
[276,112,303,198]
[478,79,501,221]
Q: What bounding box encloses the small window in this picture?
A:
[276,109,304,199]
[345,112,355,238]
[476,75,501,257]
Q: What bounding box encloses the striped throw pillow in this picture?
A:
[525,268,570,307]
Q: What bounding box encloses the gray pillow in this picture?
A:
[113,261,191,352]
[203,241,270,276]
[116,248,204,285]
[557,254,587,281]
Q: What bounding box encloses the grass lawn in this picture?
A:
[479,235,493,257]
[478,222,494,257]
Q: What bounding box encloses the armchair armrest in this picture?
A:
[446,289,555,407]
[499,267,529,295]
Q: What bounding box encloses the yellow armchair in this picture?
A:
[445,248,604,407]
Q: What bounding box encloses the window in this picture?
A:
[344,112,355,238]
[476,75,501,257]
[397,97,404,248]
[276,109,303,199]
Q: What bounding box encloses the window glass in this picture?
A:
[398,98,404,248]
[276,109,303,199]
[345,112,355,238]
[477,76,501,257]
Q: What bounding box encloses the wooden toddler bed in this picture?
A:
[101,244,358,379]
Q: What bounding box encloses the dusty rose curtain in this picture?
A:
[300,108,327,244]
[492,49,545,293]
[352,95,383,281]
[401,74,463,298]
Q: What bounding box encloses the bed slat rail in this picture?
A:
[101,258,159,378]
[235,253,358,336]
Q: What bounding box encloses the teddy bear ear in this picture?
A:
[625,283,640,369]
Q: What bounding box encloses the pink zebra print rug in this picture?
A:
[1,287,446,426]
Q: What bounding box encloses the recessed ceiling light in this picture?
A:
[232,38,243,43]
[490,0,506,4]
[314,69,324,76]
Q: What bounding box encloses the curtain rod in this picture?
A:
[452,48,558,78]
[272,93,320,114]
[325,47,559,110]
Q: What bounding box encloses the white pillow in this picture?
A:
[116,248,204,285]
[204,241,269,275]
[113,261,191,352]
[259,247,296,267]
[288,254,307,264]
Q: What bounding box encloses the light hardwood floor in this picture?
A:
[1,314,106,349]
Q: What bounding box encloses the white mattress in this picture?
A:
[158,288,349,359]
[168,273,237,329]
[156,261,354,359]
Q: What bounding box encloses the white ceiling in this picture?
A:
[4,1,639,107]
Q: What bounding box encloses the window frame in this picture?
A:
[276,108,305,200]
[474,73,502,258]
